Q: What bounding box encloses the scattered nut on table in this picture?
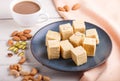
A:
[63,5,70,12]
[10,29,32,41]
[18,56,26,64]
[8,29,51,81]
[58,7,65,12]
[23,29,31,34]
[18,52,24,57]
[30,68,38,76]
[7,53,13,57]
[12,36,21,41]
[10,70,20,77]
[20,70,30,76]
[20,36,27,41]
[9,64,22,71]
[22,75,34,81]
[24,34,32,39]
[17,32,24,37]
[72,3,80,10]
[7,39,14,46]
[11,31,19,37]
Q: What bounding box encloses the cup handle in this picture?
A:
[37,13,49,23]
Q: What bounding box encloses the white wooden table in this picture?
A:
[0,0,81,81]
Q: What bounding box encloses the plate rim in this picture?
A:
[30,20,112,72]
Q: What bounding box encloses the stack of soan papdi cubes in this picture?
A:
[45,20,99,66]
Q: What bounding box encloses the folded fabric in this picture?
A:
[53,0,120,81]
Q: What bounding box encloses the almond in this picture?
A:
[17,32,24,36]
[18,56,26,64]
[24,34,32,39]
[63,5,70,12]
[7,39,14,46]
[12,36,20,41]
[58,7,65,12]
[20,36,27,41]
[23,29,31,34]
[72,3,80,10]
[11,31,18,37]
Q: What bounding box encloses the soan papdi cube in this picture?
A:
[47,40,60,60]
[72,20,86,33]
[83,37,96,56]
[59,23,73,40]
[69,32,85,47]
[60,40,73,59]
[46,30,61,46]
[71,46,87,66]
[86,29,99,44]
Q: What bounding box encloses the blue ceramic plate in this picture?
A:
[31,20,112,72]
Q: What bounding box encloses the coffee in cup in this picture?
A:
[13,1,40,14]
[10,0,48,27]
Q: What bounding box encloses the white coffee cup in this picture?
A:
[10,0,48,27]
